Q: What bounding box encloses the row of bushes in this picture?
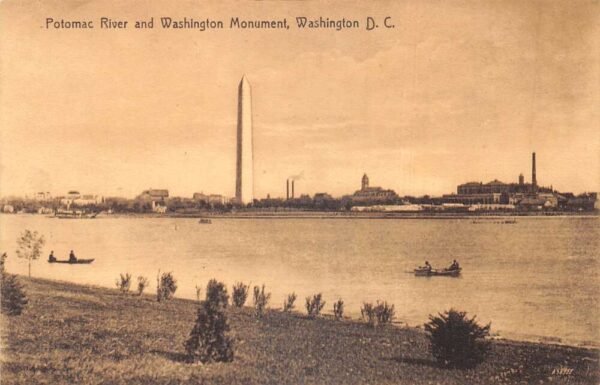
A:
[115,271,177,302]
[185,278,490,369]
[117,273,395,325]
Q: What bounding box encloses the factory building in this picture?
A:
[447,152,555,206]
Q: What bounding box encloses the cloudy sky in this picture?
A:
[1,0,598,199]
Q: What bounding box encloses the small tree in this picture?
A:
[283,292,297,312]
[1,253,28,315]
[16,230,45,277]
[232,282,249,308]
[115,273,132,293]
[305,293,326,318]
[137,276,149,295]
[333,299,344,320]
[424,309,491,368]
[253,284,271,317]
[185,279,234,363]
[156,271,177,302]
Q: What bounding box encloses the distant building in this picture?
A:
[208,194,227,205]
[73,194,104,206]
[67,191,81,199]
[151,201,167,213]
[347,174,398,204]
[137,189,169,202]
[37,207,54,214]
[351,204,423,212]
[192,192,227,205]
[468,204,515,211]
[442,192,506,205]
[193,192,209,203]
[35,192,51,201]
[60,191,103,207]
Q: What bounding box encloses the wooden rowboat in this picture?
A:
[414,267,461,277]
[48,259,95,264]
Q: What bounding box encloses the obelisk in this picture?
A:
[235,76,254,204]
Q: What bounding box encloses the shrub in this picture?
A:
[137,276,149,295]
[232,282,249,308]
[424,309,491,368]
[361,301,395,327]
[333,299,344,320]
[283,292,297,312]
[253,284,271,317]
[305,293,326,318]
[361,302,377,327]
[374,301,395,325]
[115,273,132,293]
[1,253,28,316]
[157,271,177,302]
[185,279,234,363]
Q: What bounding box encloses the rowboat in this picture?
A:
[48,259,95,264]
[414,267,461,277]
[199,218,212,224]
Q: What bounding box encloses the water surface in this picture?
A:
[1,215,598,346]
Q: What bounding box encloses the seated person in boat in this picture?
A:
[69,250,77,262]
[48,251,56,262]
[449,259,460,270]
[421,261,432,271]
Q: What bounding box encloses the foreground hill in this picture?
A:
[1,277,598,385]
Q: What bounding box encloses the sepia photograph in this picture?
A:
[0,0,598,384]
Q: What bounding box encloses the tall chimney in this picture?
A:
[532,152,537,193]
[292,180,295,199]
[286,179,289,200]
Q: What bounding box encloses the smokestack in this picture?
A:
[292,180,295,199]
[286,179,289,200]
[532,152,537,192]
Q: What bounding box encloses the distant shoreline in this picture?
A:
[2,211,598,220]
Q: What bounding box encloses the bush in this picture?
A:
[137,276,149,295]
[361,302,377,327]
[115,273,132,293]
[1,253,28,316]
[361,301,395,327]
[232,282,249,308]
[305,293,326,318]
[185,279,234,363]
[333,299,344,320]
[283,292,297,312]
[424,309,491,368]
[374,301,395,325]
[253,284,271,317]
[157,271,177,302]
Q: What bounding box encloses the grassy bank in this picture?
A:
[1,277,598,385]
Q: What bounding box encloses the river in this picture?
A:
[1,214,598,347]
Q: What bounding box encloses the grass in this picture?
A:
[1,276,599,385]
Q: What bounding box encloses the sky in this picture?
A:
[1,0,598,199]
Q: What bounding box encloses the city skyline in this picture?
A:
[1,1,598,199]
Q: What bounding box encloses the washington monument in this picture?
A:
[235,75,254,204]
